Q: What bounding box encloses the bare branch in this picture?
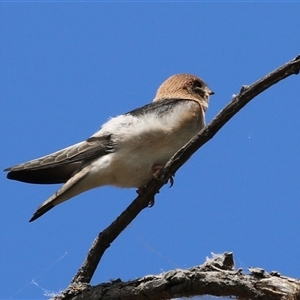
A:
[55,54,300,299]
[55,253,300,300]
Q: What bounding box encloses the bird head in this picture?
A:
[153,74,214,111]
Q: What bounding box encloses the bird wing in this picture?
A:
[4,134,114,184]
[126,98,186,117]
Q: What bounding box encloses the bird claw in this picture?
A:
[136,187,144,195]
[168,175,175,188]
[148,198,155,207]
[135,167,174,207]
[136,187,156,207]
[152,165,163,179]
[152,165,175,188]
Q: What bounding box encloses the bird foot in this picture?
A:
[152,165,163,179]
[152,165,175,187]
[136,165,175,195]
[136,186,155,207]
[136,186,145,195]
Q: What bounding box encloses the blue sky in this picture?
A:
[1,3,300,299]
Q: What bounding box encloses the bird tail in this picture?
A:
[29,165,93,222]
[29,201,55,222]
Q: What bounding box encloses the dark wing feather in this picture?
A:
[5,134,114,184]
[126,98,186,117]
[6,163,80,184]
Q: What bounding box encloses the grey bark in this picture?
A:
[55,253,300,300]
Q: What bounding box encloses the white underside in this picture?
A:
[41,100,206,208]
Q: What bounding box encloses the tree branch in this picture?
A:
[56,253,300,300]
[54,54,300,299]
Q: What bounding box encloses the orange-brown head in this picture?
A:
[153,74,214,111]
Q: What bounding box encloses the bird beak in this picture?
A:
[209,90,214,96]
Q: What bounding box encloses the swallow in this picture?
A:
[4,74,214,222]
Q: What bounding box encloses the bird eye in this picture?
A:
[192,80,206,97]
[193,80,204,89]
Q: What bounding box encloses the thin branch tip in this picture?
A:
[291,54,300,74]
[293,54,300,61]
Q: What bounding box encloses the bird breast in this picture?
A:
[93,100,205,188]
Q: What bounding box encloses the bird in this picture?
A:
[4,74,214,222]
